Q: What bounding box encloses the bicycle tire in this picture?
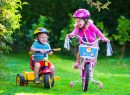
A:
[82,64,89,91]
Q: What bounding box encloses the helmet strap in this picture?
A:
[83,19,88,28]
[37,35,43,45]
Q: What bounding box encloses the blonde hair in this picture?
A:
[74,19,93,30]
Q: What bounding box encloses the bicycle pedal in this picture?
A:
[74,67,78,69]
[93,81,100,84]
[94,81,99,82]
[73,67,81,69]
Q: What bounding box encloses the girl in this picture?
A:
[69,9,109,69]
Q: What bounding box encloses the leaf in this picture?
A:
[22,1,29,5]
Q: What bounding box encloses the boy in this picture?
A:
[31,28,55,84]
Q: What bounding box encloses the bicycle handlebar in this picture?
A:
[65,34,112,56]
[29,48,61,55]
[67,34,102,45]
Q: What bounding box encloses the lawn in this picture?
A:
[0,52,129,95]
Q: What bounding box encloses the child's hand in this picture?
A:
[40,49,49,54]
[49,51,53,55]
[102,38,110,42]
[69,33,74,37]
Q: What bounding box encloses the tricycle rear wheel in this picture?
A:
[16,74,25,86]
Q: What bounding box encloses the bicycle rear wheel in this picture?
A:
[82,64,89,91]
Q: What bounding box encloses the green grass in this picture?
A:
[0,52,130,95]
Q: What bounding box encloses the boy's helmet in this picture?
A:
[73,9,90,19]
[33,28,49,44]
[33,28,49,36]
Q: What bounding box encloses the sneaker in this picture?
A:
[35,77,40,84]
[73,61,80,69]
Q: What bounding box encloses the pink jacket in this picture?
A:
[72,23,105,43]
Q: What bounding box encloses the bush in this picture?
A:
[0,0,22,54]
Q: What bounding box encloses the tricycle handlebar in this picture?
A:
[29,48,61,55]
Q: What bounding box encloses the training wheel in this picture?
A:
[99,83,103,89]
[70,81,74,87]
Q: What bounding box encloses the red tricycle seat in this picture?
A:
[30,55,52,71]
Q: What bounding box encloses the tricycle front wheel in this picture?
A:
[44,74,51,88]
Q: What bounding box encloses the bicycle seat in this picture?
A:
[30,55,34,71]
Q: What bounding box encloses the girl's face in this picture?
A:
[38,33,48,44]
[76,18,85,28]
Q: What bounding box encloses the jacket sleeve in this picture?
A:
[72,26,79,35]
[89,23,105,39]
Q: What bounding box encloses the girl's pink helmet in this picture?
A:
[73,9,90,18]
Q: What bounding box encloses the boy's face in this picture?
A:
[38,33,48,44]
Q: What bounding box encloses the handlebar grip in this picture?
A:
[53,48,61,51]
[29,51,40,55]
[67,34,70,37]
[29,51,35,55]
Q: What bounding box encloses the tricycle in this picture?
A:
[16,48,61,88]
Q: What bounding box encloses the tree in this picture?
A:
[28,15,51,43]
[12,0,130,58]
[113,16,130,60]
[83,0,111,12]
[0,0,22,54]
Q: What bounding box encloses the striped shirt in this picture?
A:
[31,41,51,61]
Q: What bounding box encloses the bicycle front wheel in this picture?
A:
[82,64,89,91]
